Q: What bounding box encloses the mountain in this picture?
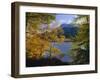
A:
[61,24,79,37]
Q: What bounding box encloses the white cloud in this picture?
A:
[49,21,61,29]
[67,19,72,24]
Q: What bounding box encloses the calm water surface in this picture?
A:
[45,42,73,62]
[52,42,72,54]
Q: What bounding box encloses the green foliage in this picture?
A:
[26,13,55,26]
[70,15,89,64]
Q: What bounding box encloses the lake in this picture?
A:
[44,42,73,62]
[52,42,72,54]
[26,42,73,67]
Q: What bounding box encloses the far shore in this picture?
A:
[51,39,74,42]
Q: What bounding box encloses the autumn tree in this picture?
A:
[43,28,65,58]
[26,13,65,59]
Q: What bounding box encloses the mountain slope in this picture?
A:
[61,24,79,37]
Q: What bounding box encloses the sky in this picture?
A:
[49,14,78,29]
[56,14,78,24]
[40,13,78,30]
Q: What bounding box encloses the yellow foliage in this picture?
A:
[26,32,50,59]
[51,47,61,56]
[57,35,65,43]
[26,25,65,59]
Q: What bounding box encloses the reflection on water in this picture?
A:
[52,42,72,54]
[44,42,73,62]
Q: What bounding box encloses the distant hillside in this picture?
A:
[61,24,79,37]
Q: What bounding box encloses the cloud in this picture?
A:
[67,20,72,24]
[49,21,61,29]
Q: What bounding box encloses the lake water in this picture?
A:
[53,42,73,62]
[52,42,72,54]
[44,42,73,62]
